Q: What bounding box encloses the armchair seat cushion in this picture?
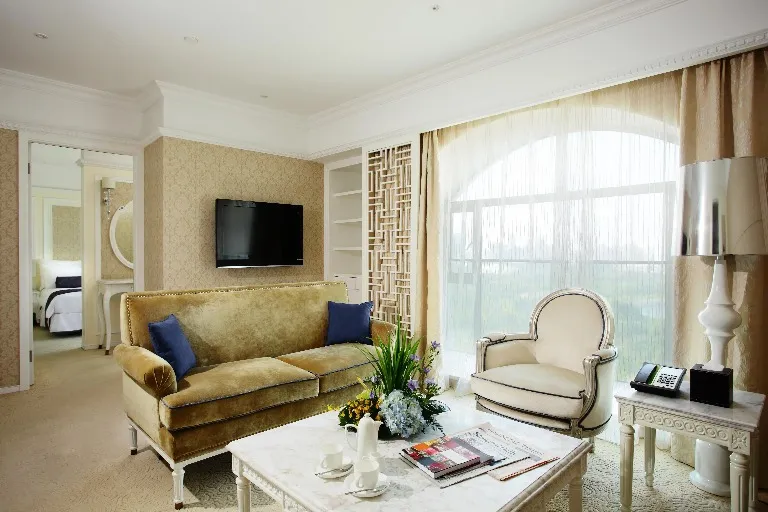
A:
[471,364,586,420]
[160,357,318,431]
[277,344,377,393]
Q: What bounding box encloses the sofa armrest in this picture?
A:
[579,346,618,431]
[114,344,177,399]
[475,333,536,373]
[371,318,397,344]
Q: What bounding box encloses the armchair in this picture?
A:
[471,288,617,443]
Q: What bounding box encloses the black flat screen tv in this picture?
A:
[215,199,303,268]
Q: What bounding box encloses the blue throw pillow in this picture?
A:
[148,314,196,380]
[326,301,374,345]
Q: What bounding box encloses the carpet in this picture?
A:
[0,332,730,511]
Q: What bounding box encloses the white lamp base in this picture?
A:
[689,256,741,497]
[690,441,731,496]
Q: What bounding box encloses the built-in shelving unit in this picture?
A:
[325,158,364,302]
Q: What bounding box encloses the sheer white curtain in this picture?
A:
[435,77,681,414]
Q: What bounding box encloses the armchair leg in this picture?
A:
[589,436,595,454]
[129,424,138,455]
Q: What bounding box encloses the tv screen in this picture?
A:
[216,199,303,268]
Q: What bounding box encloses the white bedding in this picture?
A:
[38,287,83,332]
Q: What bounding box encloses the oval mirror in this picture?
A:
[110,201,134,269]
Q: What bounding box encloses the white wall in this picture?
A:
[306,0,768,157]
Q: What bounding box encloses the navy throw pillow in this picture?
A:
[55,276,81,288]
[326,301,374,345]
[148,314,196,380]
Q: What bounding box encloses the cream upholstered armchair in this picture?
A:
[471,289,617,443]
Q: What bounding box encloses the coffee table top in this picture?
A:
[228,408,589,512]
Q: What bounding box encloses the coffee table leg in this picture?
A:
[644,427,655,487]
[620,424,635,512]
[569,474,583,512]
[236,474,251,512]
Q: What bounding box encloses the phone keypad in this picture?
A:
[652,368,684,389]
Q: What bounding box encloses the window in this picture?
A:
[441,129,678,382]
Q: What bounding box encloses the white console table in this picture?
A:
[97,279,133,355]
[616,383,764,512]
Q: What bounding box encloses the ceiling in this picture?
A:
[0,0,615,115]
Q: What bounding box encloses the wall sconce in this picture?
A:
[102,177,116,216]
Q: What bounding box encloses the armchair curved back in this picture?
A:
[530,289,614,374]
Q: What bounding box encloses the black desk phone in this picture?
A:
[630,362,686,398]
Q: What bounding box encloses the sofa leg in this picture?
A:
[129,424,138,455]
[172,464,185,509]
[589,436,595,454]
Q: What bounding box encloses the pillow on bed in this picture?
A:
[55,276,81,288]
[39,260,82,290]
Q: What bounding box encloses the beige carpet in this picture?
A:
[0,332,730,511]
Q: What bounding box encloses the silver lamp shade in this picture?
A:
[673,156,768,257]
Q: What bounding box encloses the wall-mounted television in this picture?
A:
[215,199,303,268]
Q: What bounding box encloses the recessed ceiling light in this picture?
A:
[183,36,199,44]
[431,4,440,11]
[34,32,48,39]
[260,95,269,99]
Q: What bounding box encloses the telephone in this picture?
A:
[630,362,686,398]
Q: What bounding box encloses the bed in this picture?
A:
[34,259,83,333]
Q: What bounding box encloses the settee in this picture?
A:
[114,281,394,509]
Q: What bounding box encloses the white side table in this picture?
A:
[615,382,764,512]
[97,279,133,355]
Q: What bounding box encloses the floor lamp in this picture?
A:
[673,156,768,496]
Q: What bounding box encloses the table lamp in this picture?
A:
[672,156,768,496]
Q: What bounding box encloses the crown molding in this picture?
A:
[307,28,768,160]
[76,150,134,171]
[146,126,308,160]
[0,68,140,112]
[308,0,686,127]
[0,119,142,149]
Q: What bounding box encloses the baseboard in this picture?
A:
[0,385,21,395]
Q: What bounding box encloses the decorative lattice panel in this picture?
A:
[367,144,412,332]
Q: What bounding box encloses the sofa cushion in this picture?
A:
[148,314,197,380]
[159,357,318,431]
[471,364,586,420]
[277,344,377,393]
[326,301,374,345]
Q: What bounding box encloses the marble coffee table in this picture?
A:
[228,409,590,511]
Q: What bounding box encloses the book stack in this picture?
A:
[399,423,559,488]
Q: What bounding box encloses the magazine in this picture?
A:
[402,435,493,478]
[400,423,549,488]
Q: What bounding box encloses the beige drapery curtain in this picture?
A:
[414,132,442,377]
[670,50,768,483]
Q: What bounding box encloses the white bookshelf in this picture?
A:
[325,158,364,302]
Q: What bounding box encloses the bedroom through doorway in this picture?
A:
[29,142,134,384]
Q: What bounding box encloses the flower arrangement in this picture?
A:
[336,318,449,438]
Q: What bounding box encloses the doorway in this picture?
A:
[23,137,140,387]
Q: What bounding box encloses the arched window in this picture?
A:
[439,106,680,383]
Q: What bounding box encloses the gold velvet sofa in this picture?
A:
[114,281,394,509]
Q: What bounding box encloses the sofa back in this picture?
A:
[120,281,348,367]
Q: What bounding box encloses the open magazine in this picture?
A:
[400,422,559,488]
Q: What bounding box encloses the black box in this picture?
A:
[689,364,733,408]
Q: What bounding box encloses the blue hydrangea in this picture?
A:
[380,390,425,438]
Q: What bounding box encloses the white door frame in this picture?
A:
[18,131,144,392]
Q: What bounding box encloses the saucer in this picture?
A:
[315,456,353,479]
[343,473,390,498]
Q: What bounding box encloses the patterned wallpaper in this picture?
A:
[101,182,133,279]
[0,128,19,388]
[144,137,324,290]
[143,138,164,291]
[51,205,81,261]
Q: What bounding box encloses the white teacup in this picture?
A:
[320,443,344,470]
[352,456,379,490]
